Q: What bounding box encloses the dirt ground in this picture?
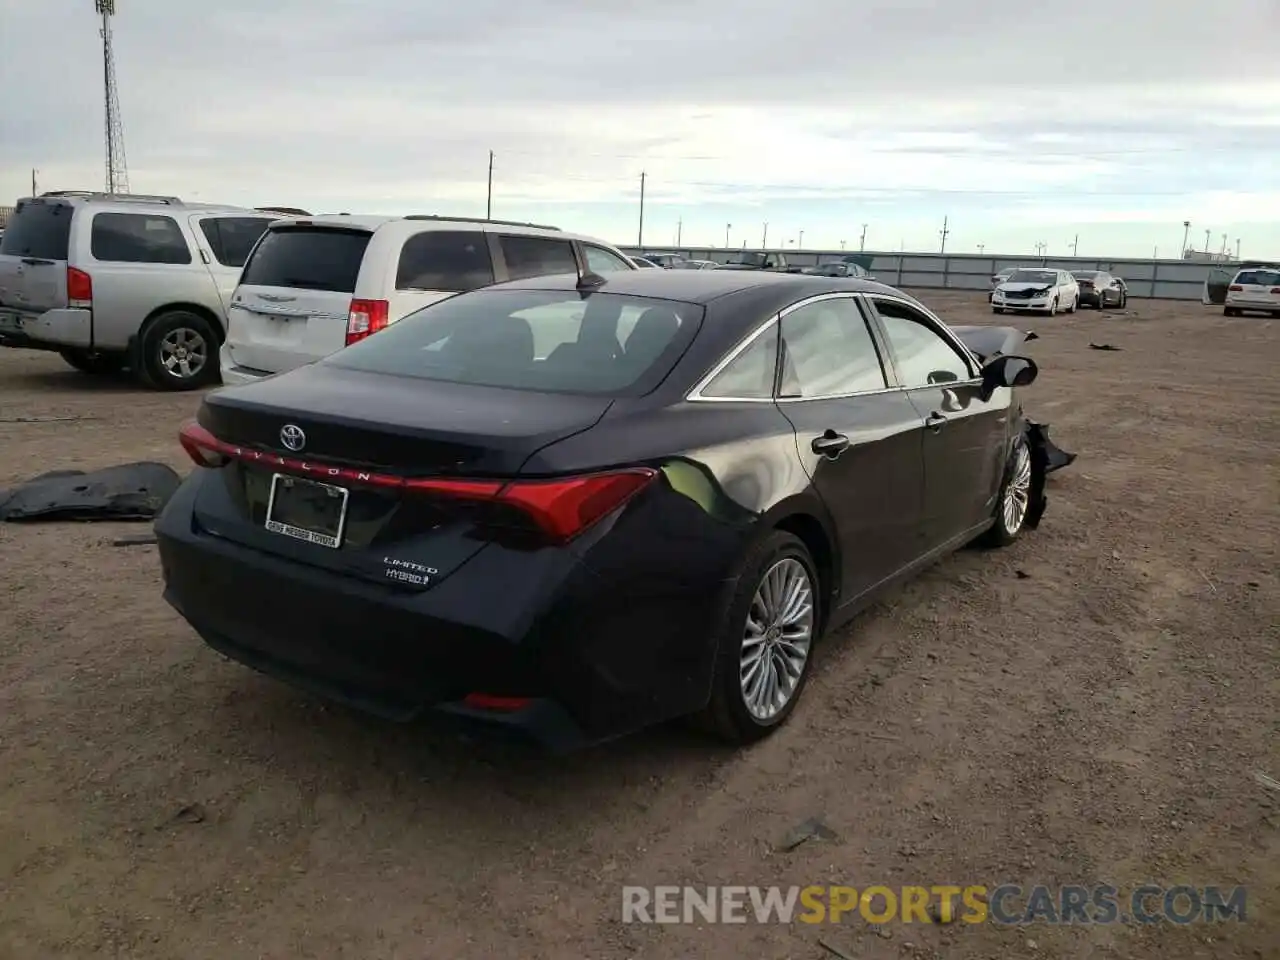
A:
[0,292,1276,960]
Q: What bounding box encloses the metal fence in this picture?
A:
[620,248,1236,301]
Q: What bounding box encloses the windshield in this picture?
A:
[1234,269,1280,286]
[1008,270,1057,285]
[325,289,704,396]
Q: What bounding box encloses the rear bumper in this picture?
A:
[1224,298,1279,312]
[154,474,725,749]
[218,343,273,387]
[0,307,92,349]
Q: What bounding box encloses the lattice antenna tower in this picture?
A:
[96,0,129,194]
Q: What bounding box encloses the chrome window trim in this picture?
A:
[688,291,901,404]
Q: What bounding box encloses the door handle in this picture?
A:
[925,412,947,431]
[811,431,850,458]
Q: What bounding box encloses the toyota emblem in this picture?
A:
[279,424,306,452]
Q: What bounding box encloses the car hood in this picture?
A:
[950,325,1038,362]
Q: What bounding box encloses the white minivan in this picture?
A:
[219,215,637,386]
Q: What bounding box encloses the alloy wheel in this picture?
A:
[1002,444,1033,534]
[740,557,814,721]
[159,327,209,380]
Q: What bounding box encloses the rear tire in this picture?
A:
[978,436,1033,548]
[59,349,124,376]
[138,310,220,391]
[700,531,820,745]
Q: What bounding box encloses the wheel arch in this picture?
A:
[768,507,838,631]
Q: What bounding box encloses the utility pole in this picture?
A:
[637,171,645,247]
[798,229,804,248]
[1203,228,1210,253]
[725,222,731,247]
[840,240,846,250]
[676,217,682,246]
[96,0,128,194]
[1220,233,1228,257]
[485,150,493,219]
[1070,234,1079,257]
[938,215,950,254]
[31,168,37,195]
[1236,238,1241,260]
[1182,220,1191,257]
[859,224,868,252]
[978,243,985,255]
[762,222,768,247]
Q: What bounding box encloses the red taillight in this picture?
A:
[1270,288,1280,295]
[178,421,230,468]
[345,298,389,346]
[1228,284,1244,291]
[173,418,657,540]
[67,267,92,307]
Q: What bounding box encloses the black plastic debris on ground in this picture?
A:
[0,462,181,522]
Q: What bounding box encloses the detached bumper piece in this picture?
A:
[1023,419,1075,530]
[0,462,182,522]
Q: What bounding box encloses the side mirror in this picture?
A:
[980,354,1038,400]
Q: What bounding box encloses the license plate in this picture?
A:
[264,474,349,548]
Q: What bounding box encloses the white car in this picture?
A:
[219,215,636,386]
[991,268,1079,316]
[1222,265,1280,317]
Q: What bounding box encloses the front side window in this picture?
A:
[90,213,192,264]
[699,323,779,399]
[778,297,887,398]
[870,298,973,387]
[498,235,578,281]
[325,289,701,396]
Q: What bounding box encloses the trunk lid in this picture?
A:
[0,198,74,318]
[223,224,372,375]
[192,364,613,584]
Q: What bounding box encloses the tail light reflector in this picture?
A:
[346,298,389,346]
[175,419,657,540]
[1228,284,1244,291]
[67,267,93,308]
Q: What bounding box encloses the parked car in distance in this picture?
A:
[718,251,799,272]
[0,191,284,388]
[1071,270,1127,309]
[218,215,636,387]
[1222,265,1280,317]
[630,256,661,268]
[159,269,1043,751]
[642,253,687,269]
[685,259,719,270]
[1203,260,1280,305]
[989,267,1020,300]
[804,261,875,280]
[991,268,1079,315]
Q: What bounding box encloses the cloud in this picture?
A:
[2,0,1278,255]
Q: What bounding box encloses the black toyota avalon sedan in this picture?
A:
[156,269,1041,750]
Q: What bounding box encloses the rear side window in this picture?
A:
[239,227,370,292]
[91,213,192,264]
[200,217,273,268]
[583,245,634,273]
[0,201,73,259]
[699,323,779,399]
[779,297,887,398]
[499,235,578,280]
[325,289,702,396]
[395,230,495,292]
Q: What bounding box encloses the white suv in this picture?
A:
[1222,265,1280,317]
[219,215,636,386]
[0,191,284,388]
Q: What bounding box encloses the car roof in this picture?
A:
[489,268,902,304]
[267,214,609,245]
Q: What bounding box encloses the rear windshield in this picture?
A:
[0,201,73,260]
[325,289,704,396]
[1234,269,1280,286]
[1008,270,1057,284]
[239,226,370,292]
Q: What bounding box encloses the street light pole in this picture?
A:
[725,223,732,248]
[1181,220,1191,257]
[859,224,867,252]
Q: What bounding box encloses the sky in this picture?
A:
[1,0,1278,259]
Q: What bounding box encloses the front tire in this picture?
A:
[1067,295,1078,314]
[59,349,124,376]
[701,531,820,744]
[138,310,219,391]
[1047,297,1058,317]
[978,437,1033,548]
[992,306,1005,314]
